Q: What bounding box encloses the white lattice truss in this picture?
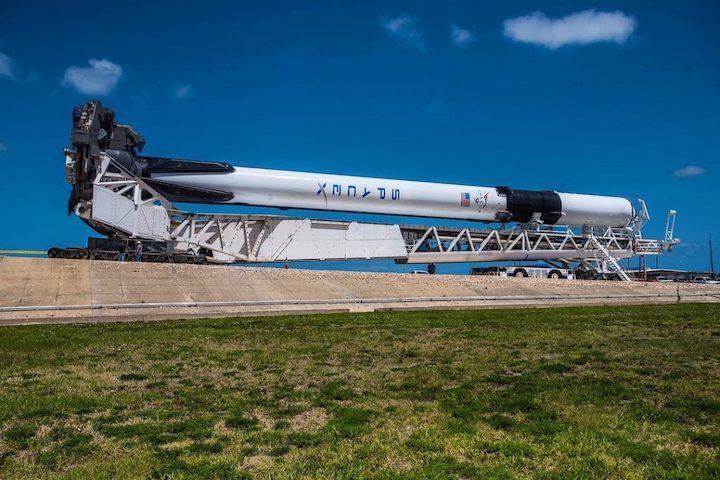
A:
[400,225,658,264]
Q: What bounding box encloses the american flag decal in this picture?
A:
[460,192,470,207]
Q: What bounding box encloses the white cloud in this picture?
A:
[62,58,123,95]
[173,84,193,99]
[673,165,706,178]
[450,24,475,47]
[380,14,426,52]
[503,10,636,49]
[0,52,14,79]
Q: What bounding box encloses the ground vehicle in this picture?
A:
[470,266,573,279]
[692,277,720,284]
[507,266,573,279]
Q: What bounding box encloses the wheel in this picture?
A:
[171,254,193,264]
[194,255,207,265]
[90,250,102,260]
[48,248,61,258]
[514,269,528,278]
[548,270,561,279]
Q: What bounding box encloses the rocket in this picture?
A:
[139,162,635,229]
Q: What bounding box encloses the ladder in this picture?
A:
[590,236,633,282]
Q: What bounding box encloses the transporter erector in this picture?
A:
[55,101,677,278]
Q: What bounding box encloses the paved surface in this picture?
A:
[1,257,718,325]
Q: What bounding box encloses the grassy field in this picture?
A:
[0,304,719,479]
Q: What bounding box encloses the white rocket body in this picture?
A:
[151,166,635,228]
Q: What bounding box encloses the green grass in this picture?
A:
[0,304,719,479]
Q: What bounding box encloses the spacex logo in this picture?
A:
[316,181,400,201]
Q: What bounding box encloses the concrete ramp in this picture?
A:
[1,257,718,325]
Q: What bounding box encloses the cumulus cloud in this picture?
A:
[503,10,636,49]
[450,24,476,47]
[173,84,193,99]
[0,52,14,79]
[673,165,706,178]
[380,14,426,52]
[62,58,123,95]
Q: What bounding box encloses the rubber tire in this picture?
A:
[194,255,207,265]
[514,269,528,278]
[548,271,561,279]
[48,247,60,258]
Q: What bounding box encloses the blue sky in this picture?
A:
[0,0,718,272]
